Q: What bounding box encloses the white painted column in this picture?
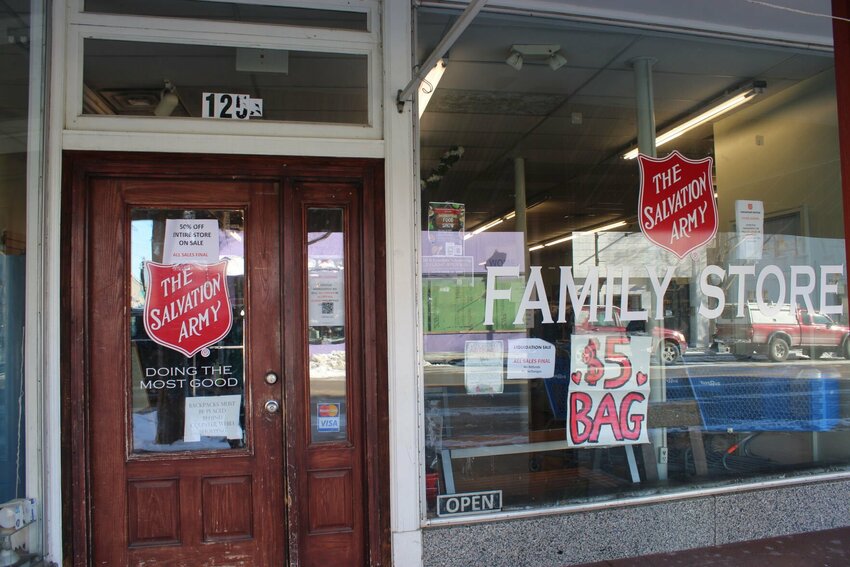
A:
[383,1,424,565]
[25,0,65,562]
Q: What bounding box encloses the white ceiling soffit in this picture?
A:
[421,0,835,49]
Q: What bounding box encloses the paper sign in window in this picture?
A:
[567,335,651,447]
[464,340,504,394]
[163,219,220,264]
[183,395,243,442]
[308,270,345,326]
[427,201,465,257]
[507,338,555,379]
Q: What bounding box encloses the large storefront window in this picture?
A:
[419,9,847,517]
[0,2,35,504]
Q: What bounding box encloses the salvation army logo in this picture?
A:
[638,151,717,259]
[143,261,233,357]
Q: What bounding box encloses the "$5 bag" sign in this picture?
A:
[566,335,651,447]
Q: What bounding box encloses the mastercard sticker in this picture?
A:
[317,403,341,432]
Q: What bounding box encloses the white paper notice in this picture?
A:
[183,395,242,442]
[464,340,504,395]
[566,335,651,447]
[308,269,345,326]
[507,338,555,379]
[735,200,764,260]
[163,219,220,264]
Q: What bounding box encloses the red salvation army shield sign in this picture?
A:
[638,151,717,259]
[143,261,233,357]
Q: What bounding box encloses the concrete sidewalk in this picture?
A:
[574,526,850,566]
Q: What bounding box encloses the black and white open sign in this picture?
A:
[436,490,502,517]
[202,92,263,120]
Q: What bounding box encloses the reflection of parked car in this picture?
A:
[575,307,687,364]
[714,302,850,362]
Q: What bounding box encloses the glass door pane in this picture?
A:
[130,209,246,453]
[306,208,347,443]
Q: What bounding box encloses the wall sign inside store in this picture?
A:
[437,490,502,517]
[202,92,263,120]
[638,150,717,259]
[735,199,765,260]
[567,335,651,447]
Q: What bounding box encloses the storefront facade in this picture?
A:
[3,1,850,565]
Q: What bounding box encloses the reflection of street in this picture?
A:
[674,348,850,372]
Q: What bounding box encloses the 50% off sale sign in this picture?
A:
[566,335,652,447]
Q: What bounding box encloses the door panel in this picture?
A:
[67,154,387,567]
[88,179,283,566]
[285,183,366,566]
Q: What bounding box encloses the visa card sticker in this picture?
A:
[317,403,341,432]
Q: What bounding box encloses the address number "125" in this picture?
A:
[202,93,263,120]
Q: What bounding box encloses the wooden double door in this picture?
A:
[65,153,388,566]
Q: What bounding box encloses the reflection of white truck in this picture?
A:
[714,302,850,362]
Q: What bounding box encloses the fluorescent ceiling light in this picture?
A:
[544,235,574,247]
[464,218,503,240]
[622,86,761,160]
[590,220,627,233]
[465,197,550,241]
[528,219,628,252]
[418,59,447,118]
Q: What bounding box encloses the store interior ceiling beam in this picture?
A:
[396,0,488,112]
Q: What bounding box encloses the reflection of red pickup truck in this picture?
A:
[576,307,688,364]
[714,302,850,362]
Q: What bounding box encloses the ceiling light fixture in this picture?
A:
[506,44,567,71]
[154,80,179,117]
[543,234,574,247]
[623,82,765,159]
[464,218,504,240]
[589,220,628,233]
[418,59,447,118]
[506,51,523,70]
[528,220,628,252]
[464,195,550,240]
[548,52,568,71]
